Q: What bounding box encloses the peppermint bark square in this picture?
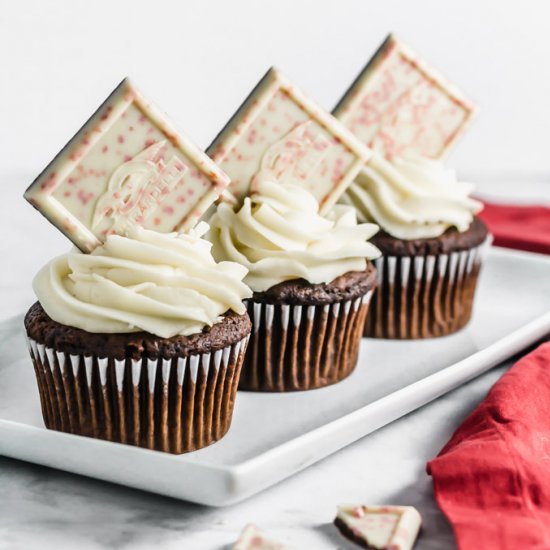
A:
[333,34,478,160]
[334,505,422,550]
[25,78,230,252]
[233,524,287,550]
[207,67,371,214]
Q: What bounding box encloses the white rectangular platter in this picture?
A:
[1,246,549,506]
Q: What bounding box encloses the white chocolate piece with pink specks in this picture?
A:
[24,78,230,252]
[207,67,371,214]
[233,524,288,550]
[333,34,478,161]
[335,505,421,550]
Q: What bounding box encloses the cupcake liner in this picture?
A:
[365,237,492,339]
[240,291,373,392]
[26,335,250,454]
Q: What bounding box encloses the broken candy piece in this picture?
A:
[233,524,288,550]
[207,67,371,214]
[25,78,230,252]
[333,34,477,161]
[334,505,422,550]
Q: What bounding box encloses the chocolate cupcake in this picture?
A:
[24,224,252,453]
[208,180,380,391]
[341,154,491,339]
[243,267,376,391]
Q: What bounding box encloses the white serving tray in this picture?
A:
[1,246,549,506]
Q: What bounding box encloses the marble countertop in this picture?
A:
[1,176,548,550]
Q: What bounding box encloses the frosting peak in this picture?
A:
[341,153,482,240]
[33,223,252,338]
[208,179,380,292]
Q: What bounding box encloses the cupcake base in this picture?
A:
[240,265,376,392]
[366,219,491,339]
[24,303,251,454]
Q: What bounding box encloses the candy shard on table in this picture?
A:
[207,67,372,214]
[334,505,422,550]
[333,34,478,161]
[24,77,230,252]
[233,524,288,550]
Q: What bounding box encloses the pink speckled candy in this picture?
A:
[207,67,371,214]
[335,505,422,550]
[25,78,230,252]
[333,34,478,160]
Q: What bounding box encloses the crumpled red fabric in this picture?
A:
[427,342,550,549]
[478,202,550,255]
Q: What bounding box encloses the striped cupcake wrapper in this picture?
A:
[365,237,492,339]
[26,335,250,454]
[240,291,373,392]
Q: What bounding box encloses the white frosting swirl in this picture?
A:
[341,153,482,240]
[33,223,252,338]
[208,180,380,292]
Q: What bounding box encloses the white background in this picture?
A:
[2,0,550,318]
[2,0,550,179]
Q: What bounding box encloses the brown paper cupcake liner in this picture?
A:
[240,291,373,392]
[26,335,250,454]
[365,237,492,339]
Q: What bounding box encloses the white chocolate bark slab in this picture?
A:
[25,78,230,252]
[207,67,371,213]
[335,505,421,550]
[333,34,477,160]
[233,524,288,550]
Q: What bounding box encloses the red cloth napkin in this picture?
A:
[427,342,550,549]
[478,201,550,255]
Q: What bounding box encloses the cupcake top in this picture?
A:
[208,178,380,292]
[341,153,483,240]
[33,223,252,339]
